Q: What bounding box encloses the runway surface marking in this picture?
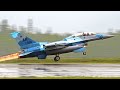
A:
[0,64,120,77]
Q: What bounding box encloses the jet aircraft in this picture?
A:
[10,32,114,61]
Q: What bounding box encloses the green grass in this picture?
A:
[1,58,120,64]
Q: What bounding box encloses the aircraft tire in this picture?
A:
[54,56,60,61]
[83,52,86,55]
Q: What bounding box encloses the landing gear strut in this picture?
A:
[54,54,60,61]
[83,52,86,55]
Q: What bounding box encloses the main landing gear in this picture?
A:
[54,54,60,61]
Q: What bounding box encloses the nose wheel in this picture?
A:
[54,55,60,61]
[83,52,86,55]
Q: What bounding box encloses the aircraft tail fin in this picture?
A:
[10,32,37,50]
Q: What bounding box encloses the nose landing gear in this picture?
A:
[54,54,60,61]
[83,52,86,55]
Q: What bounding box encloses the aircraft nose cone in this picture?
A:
[104,34,114,39]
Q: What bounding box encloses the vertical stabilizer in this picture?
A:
[10,32,37,50]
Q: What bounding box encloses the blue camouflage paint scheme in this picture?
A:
[11,32,19,38]
[74,47,86,53]
[10,32,114,60]
[96,34,102,38]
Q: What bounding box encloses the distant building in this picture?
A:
[1,19,8,31]
[27,19,33,32]
[0,23,1,32]
[19,26,27,32]
[11,25,17,31]
[45,27,52,34]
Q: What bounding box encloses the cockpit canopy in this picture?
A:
[64,32,97,41]
[71,32,96,37]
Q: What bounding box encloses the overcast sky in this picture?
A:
[0,11,120,34]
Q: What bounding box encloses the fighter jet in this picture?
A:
[10,32,114,61]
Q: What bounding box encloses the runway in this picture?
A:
[0,64,120,77]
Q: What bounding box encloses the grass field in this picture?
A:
[1,58,120,64]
